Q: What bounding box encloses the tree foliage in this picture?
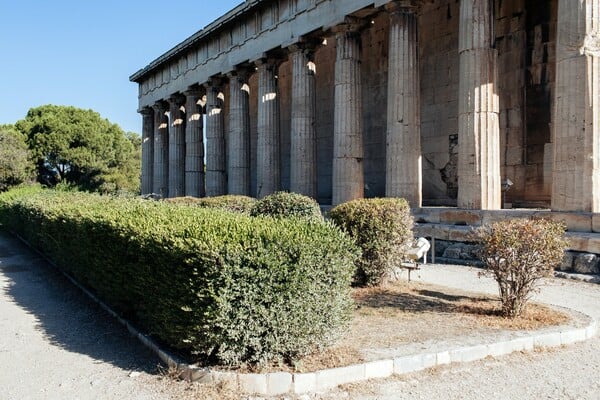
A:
[0,124,35,192]
[15,105,140,193]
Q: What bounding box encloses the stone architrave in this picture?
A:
[457,0,501,210]
[552,0,600,212]
[385,1,422,207]
[152,101,169,198]
[289,43,318,199]
[332,20,364,206]
[168,95,186,198]
[205,79,227,197]
[227,70,252,196]
[256,59,281,198]
[140,107,154,195]
[184,89,205,197]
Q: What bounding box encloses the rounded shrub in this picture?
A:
[329,197,414,286]
[477,218,567,318]
[250,191,323,222]
[0,189,357,367]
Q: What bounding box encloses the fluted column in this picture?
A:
[256,59,281,198]
[140,107,154,195]
[385,2,422,207]
[184,89,205,197]
[227,70,251,195]
[152,101,169,198]
[205,80,227,196]
[168,95,186,198]
[332,21,364,206]
[289,44,318,199]
[552,0,600,212]
[457,0,501,209]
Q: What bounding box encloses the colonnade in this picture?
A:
[139,0,598,212]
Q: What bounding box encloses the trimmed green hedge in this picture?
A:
[330,197,413,286]
[0,189,357,366]
[164,195,257,214]
[251,191,323,222]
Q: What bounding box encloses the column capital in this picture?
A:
[331,16,369,35]
[385,0,420,14]
[254,57,283,70]
[183,87,203,98]
[168,93,186,106]
[139,106,153,116]
[206,76,224,89]
[226,66,254,82]
[287,38,321,54]
[152,100,169,113]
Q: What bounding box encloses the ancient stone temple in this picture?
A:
[131,0,599,214]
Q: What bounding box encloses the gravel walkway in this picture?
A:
[1,230,599,400]
[0,231,175,400]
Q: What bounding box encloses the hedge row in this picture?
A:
[0,188,357,366]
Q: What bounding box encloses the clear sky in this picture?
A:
[0,1,243,134]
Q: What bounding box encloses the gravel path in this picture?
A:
[2,230,599,400]
[0,231,175,400]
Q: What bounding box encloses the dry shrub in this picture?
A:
[477,218,567,318]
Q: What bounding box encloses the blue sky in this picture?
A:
[0,1,242,134]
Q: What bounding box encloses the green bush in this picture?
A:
[0,189,356,366]
[165,195,256,214]
[329,197,413,286]
[477,218,567,318]
[250,191,323,222]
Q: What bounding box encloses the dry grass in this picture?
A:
[257,281,570,373]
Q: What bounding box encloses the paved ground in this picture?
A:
[1,230,599,399]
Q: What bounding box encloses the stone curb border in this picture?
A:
[8,231,599,396]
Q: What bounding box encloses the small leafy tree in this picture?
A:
[477,218,568,318]
[0,125,35,191]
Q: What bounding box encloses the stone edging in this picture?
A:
[9,231,599,396]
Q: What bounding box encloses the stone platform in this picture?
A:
[412,207,600,275]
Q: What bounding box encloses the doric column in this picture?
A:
[552,0,600,212]
[227,69,251,195]
[385,2,422,207]
[168,94,186,198]
[289,43,318,199]
[205,79,227,197]
[152,101,169,198]
[184,89,205,197]
[256,58,281,198]
[140,107,154,195]
[332,21,364,206]
[457,0,501,209]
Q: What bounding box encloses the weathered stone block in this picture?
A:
[573,253,600,274]
[239,373,267,394]
[315,364,364,391]
[292,373,317,394]
[533,332,561,348]
[593,214,600,233]
[558,252,575,272]
[534,211,592,232]
[394,354,425,374]
[364,359,393,379]
[267,372,292,395]
[439,210,482,225]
